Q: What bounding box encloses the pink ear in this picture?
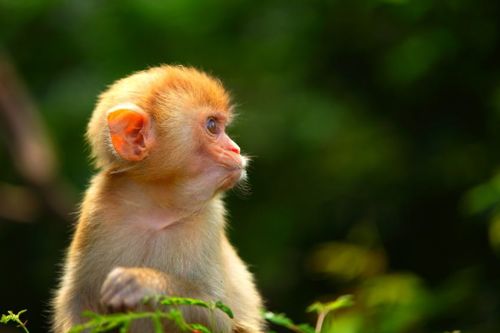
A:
[107,104,154,161]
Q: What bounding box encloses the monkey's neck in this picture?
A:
[98,172,223,230]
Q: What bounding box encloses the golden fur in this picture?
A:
[52,66,264,333]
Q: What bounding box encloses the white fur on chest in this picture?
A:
[95,217,222,281]
[73,198,228,306]
[67,220,225,316]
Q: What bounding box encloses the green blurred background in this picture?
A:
[1,0,500,332]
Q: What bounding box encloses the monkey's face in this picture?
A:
[104,102,246,195]
[189,108,248,191]
[97,66,246,195]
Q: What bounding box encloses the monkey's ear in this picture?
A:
[107,103,154,161]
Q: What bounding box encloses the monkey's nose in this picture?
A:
[228,145,240,154]
[221,133,241,154]
[226,137,241,154]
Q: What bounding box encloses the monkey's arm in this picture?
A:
[100,266,182,311]
[221,238,265,333]
[100,266,235,332]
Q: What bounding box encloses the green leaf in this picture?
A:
[264,312,295,328]
[264,311,314,333]
[151,315,163,333]
[166,308,188,330]
[159,297,210,308]
[119,321,131,333]
[324,295,354,312]
[297,323,316,333]
[190,323,212,333]
[307,295,354,315]
[0,310,29,333]
[306,302,324,314]
[0,309,27,323]
[214,301,234,319]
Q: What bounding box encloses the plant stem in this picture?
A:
[315,311,326,333]
[14,319,29,333]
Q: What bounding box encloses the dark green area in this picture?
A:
[1,0,500,332]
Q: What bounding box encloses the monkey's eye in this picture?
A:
[206,117,219,135]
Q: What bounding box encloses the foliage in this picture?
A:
[0,310,29,333]
[264,295,354,333]
[264,312,315,333]
[0,296,351,333]
[68,295,354,333]
[307,295,354,333]
[69,296,233,333]
[0,296,461,333]
[307,295,354,315]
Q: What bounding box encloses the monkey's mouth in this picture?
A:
[218,155,248,189]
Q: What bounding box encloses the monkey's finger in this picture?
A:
[101,278,141,303]
[122,289,146,309]
[101,272,136,303]
[101,280,128,306]
[100,267,127,295]
[101,281,121,304]
[105,284,140,312]
[111,282,140,304]
[101,277,119,299]
[105,289,130,313]
[101,282,128,306]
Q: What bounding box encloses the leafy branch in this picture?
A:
[264,311,315,333]
[264,295,354,333]
[1,296,461,333]
[307,295,354,333]
[0,310,29,333]
[69,296,234,333]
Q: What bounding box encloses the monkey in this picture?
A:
[52,66,264,333]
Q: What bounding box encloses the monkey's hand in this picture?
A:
[100,266,167,312]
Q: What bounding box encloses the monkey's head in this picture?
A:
[87,65,247,194]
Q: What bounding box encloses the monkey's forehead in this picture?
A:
[106,65,233,115]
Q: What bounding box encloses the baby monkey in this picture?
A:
[52,66,264,333]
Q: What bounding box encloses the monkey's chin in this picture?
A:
[220,168,244,190]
